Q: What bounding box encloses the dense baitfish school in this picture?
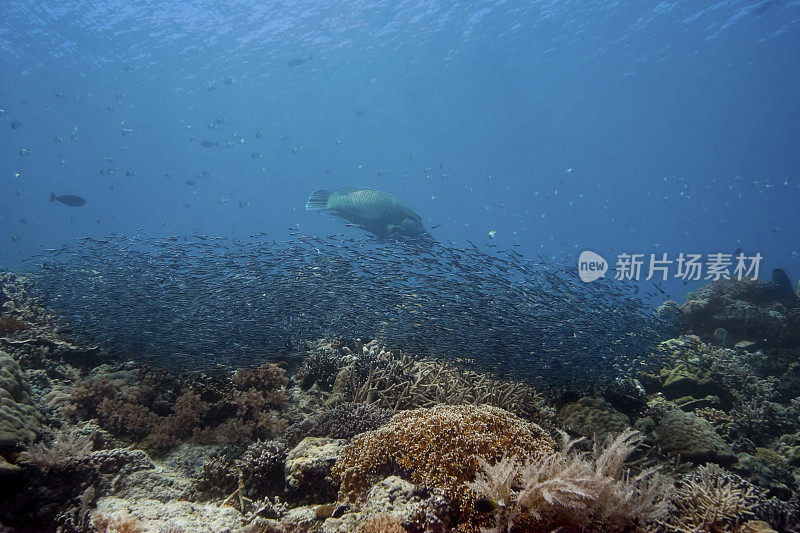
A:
[27,233,670,387]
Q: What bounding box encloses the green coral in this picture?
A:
[559,396,630,441]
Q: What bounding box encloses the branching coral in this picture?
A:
[332,404,554,530]
[239,439,287,498]
[65,363,288,450]
[283,402,393,447]
[18,427,93,471]
[357,513,405,533]
[467,429,674,532]
[333,341,544,419]
[669,463,760,532]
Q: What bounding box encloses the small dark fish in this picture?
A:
[650,281,666,295]
[10,120,21,129]
[55,92,67,99]
[186,180,196,186]
[19,218,26,224]
[224,77,235,85]
[474,497,504,513]
[50,192,86,207]
[287,54,313,67]
[10,234,21,243]
[201,141,218,147]
[251,152,261,159]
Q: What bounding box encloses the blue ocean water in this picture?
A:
[1,0,798,300]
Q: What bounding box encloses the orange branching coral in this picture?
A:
[332,404,554,530]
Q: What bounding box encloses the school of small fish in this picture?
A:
[27,232,671,387]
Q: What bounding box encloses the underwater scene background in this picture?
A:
[1,1,800,532]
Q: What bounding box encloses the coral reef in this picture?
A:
[467,429,673,532]
[65,362,289,450]
[669,463,760,532]
[284,402,393,447]
[657,409,736,465]
[3,271,800,533]
[0,350,43,453]
[559,396,631,440]
[286,436,348,504]
[239,439,288,499]
[308,340,545,420]
[333,404,554,530]
[680,274,799,348]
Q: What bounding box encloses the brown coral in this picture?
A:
[357,513,406,533]
[0,315,29,336]
[332,404,554,530]
[65,363,288,450]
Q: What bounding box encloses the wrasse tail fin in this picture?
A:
[305,189,332,210]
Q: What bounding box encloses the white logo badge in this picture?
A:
[578,251,608,282]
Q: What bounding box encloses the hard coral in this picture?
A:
[559,396,631,441]
[66,363,288,450]
[334,341,544,418]
[658,409,736,466]
[333,404,554,530]
[0,315,29,336]
[0,350,43,452]
[669,463,761,532]
[357,513,405,533]
[284,402,392,447]
[239,439,287,498]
